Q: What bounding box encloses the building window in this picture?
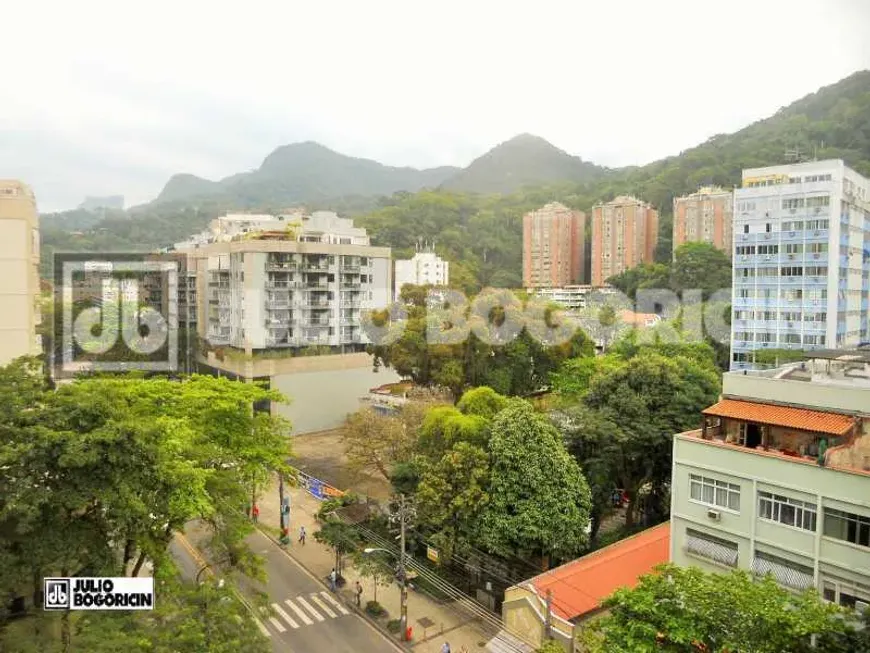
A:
[822,576,870,610]
[689,474,740,511]
[823,508,870,547]
[751,551,814,591]
[685,529,738,567]
[758,491,817,531]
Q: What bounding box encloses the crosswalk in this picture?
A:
[254,591,351,637]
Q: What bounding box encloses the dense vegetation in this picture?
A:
[39,70,870,289]
[0,359,290,651]
[368,285,595,397]
[580,564,870,652]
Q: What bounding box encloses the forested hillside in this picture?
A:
[39,70,870,287]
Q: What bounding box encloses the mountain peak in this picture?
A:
[439,134,605,194]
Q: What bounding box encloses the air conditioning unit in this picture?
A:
[707,509,721,521]
[815,207,822,214]
[790,231,796,236]
[788,254,795,260]
[856,600,869,613]
[790,208,797,214]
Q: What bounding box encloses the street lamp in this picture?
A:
[362,547,409,640]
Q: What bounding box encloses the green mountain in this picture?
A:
[439,133,608,194]
[40,70,870,287]
[152,141,460,207]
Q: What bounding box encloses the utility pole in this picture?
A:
[389,494,416,641]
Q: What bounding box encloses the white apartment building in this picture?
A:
[189,212,390,351]
[0,180,41,367]
[731,160,870,370]
[532,285,594,310]
[671,350,870,612]
[394,250,449,299]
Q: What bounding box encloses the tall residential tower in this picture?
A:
[523,202,586,288]
[730,160,870,370]
[672,186,734,257]
[0,180,41,366]
[590,196,658,286]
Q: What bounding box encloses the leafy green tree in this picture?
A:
[314,518,361,580]
[478,401,591,566]
[670,242,733,298]
[549,354,623,401]
[417,405,491,459]
[415,442,490,558]
[536,640,566,653]
[583,564,858,653]
[0,366,291,626]
[352,552,394,604]
[456,385,510,419]
[550,405,620,544]
[579,352,720,526]
[606,263,671,300]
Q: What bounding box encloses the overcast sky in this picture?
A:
[2,0,869,212]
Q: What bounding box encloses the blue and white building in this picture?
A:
[731,160,870,370]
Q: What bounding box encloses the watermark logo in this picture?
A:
[53,253,179,379]
[44,578,70,610]
[43,577,154,611]
[361,287,734,347]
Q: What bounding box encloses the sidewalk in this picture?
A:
[257,474,493,652]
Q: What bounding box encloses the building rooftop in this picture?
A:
[703,399,857,436]
[523,522,669,620]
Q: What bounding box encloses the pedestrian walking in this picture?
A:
[440,642,451,653]
[298,525,306,545]
[251,504,259,522]
[329,568,337,592]
[355,580,363,607]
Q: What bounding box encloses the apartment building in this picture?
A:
[0,180,41,366]
[394,249,449,299]
[731,160,870,370]
[173,210,307,250]
[523,202,586,288]
[672,186,734,257]
[590,196,659,286]
[186,211,391,352]
[671,351,870,612]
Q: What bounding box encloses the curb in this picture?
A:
[254,525,412,652]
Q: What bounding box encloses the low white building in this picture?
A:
[394,250,449,299]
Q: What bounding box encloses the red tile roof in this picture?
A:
[702,399,856,436]
[527,522,670,620]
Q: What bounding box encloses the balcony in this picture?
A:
[266,262,296,271]
[300,261,331,272]
[340,280,362,289]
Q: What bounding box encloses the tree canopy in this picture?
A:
[582,564,867,653]
[0,360,290,650]
[478,401,592,565]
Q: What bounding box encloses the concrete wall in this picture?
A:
[269,358,401,434]
[502,586,574,651]
[722,372,870,414]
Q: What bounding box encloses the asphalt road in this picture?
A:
[171,526,401,653]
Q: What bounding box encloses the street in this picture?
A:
[170,526,402,653]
